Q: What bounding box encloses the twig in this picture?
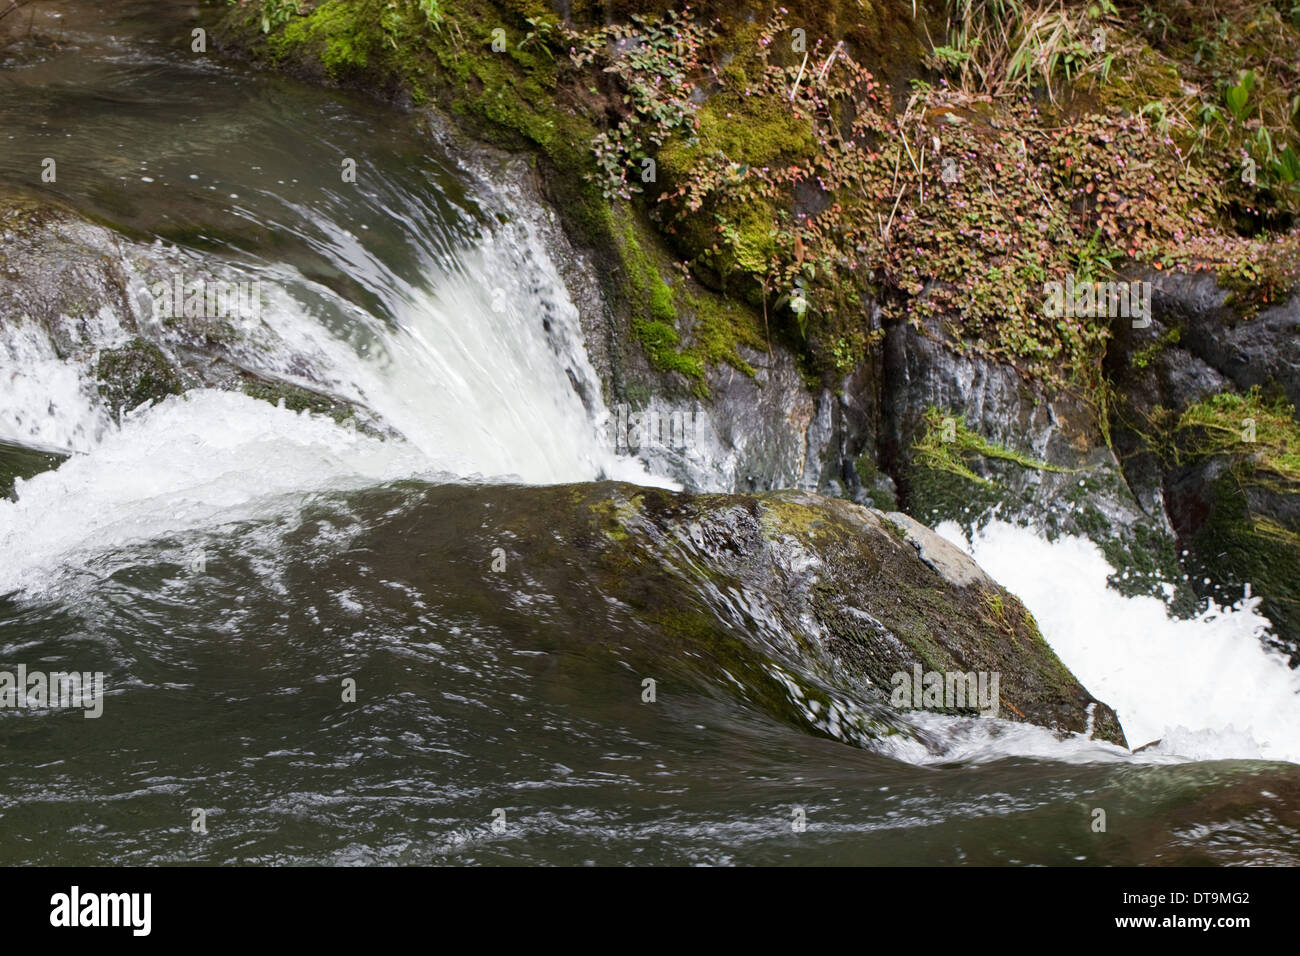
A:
[882,151,907,244]
[918,139,926,207]
[789,48,808,102]
[816,40,843,83]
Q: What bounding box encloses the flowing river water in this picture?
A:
[0,1,1298,865]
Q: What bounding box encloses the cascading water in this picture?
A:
[938,520,1300,763]
[0,0,1297,866]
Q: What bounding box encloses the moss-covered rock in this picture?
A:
[1160,388,1300,656]
[1107,276,1300,651]
[239,378,358,425]
[492,481,1127,744]
[94,340,184,419]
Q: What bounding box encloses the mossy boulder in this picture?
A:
[446,481,1128,745]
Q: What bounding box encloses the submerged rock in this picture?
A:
[94,339,183,419]
[0,190,388,449]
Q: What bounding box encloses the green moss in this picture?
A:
[1135,386,1300,637]
[1174,387,1300,489]
[95,340,183,419]
[619,216,696,381]
[912,407,1076,488]
[1190,472,1300,641]
[584,493,643,543]
[1131,326,1182,370]
[907,463,1005,528]
[240,379,357,425]
[272,1,377,75]
[659,92,816,183]
[1091,515,1192,606]
[684,291,764,376]
[758,494,843,546]
[853,453,898,510]
[614,210,763,391]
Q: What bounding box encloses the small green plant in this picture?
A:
[1224,69,1256,121]
[929,44,973,71]
[1072,227,1121,285]
[416,0,441,29]
[235,0,303,33]
[1274,144,1300,184]
[1130,326,1181,370]
[518,16,555,58]
[572,10,712,200]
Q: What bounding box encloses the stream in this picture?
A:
[0,0,1298,865]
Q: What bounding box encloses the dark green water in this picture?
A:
[4,482,1299,865]
[0,1,1298,866]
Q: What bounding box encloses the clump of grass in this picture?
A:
[1173,387,1300,491]
[1130,326,1181,369]
[937,0,1119,103]
[912,407,1077,487]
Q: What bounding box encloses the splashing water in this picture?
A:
[937,520,1300,763]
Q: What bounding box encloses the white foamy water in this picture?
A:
[936,520,1300,764]
[0,318,115,454]
[882,711,1161,766]
[0,390,433,596]
[335,234,645,485]
[0,211,665,596]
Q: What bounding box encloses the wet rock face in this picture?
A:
[0,192,385,448]
[1108,271,1300,654]
[612,346,839,494]
[1151,273,1300,411]
[882,314,1133,522]
[362,481,1127,747]
[871,312,1179,603]
[95,339,184,419]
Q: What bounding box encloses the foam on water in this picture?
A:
[0,318,113,454]
[0,390,432,596]
[0,240,667,600]
[881,711,1165,766]
[936,520,1300,764]
[335,234,642,485]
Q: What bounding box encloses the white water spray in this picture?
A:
[937,520,1300,764]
